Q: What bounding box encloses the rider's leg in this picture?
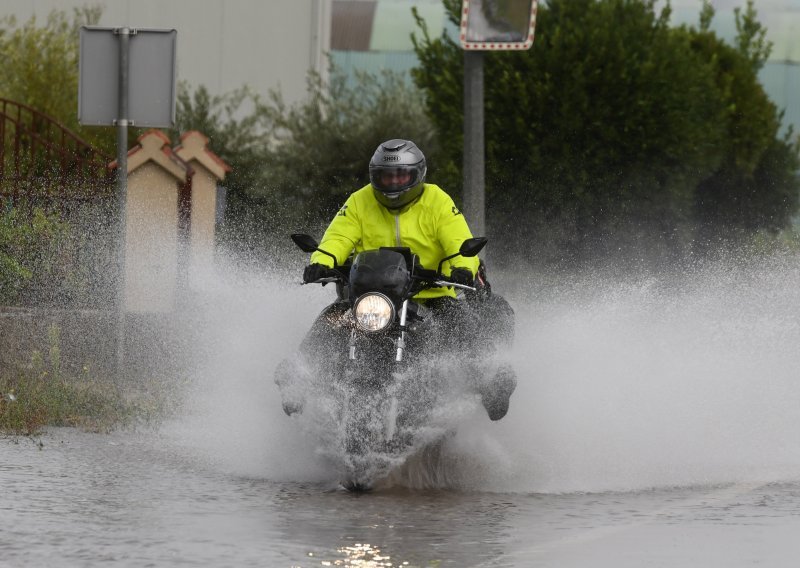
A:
[465,293,518,420]
[422,296,516,420]
[477,294,517,420]
[477,363,517,420]
[274,356,309,416]
[274,302,350,416]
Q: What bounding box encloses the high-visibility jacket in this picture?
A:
[310,184,480,300]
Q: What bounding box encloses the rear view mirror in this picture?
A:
[459,237,488,257]
[291,233,319,253]
[290,233,338,267]
[436,236,489,273]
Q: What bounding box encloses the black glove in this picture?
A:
[303,263,334,283]
[449,268,474,287]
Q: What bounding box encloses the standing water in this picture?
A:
[3,250,800,566]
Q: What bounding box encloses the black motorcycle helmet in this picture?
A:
[368,139,427,209]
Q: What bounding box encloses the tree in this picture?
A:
[0,6,118,155]
[411,0,800,264]
[0,207,83,306]
[253,67,440,224]
[174,66,440,260]
[690,1,800,240]
[171,83,272,202]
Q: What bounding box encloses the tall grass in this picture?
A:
[0,325,177,435]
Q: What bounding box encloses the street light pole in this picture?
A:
[78,25,178,379]
[114,27,131,377]
[463,49,485,238]
[459,0,538,241]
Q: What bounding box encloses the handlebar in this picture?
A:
[302,272,476,292]
[300,276,340,285]
[433,280,477,292]
[412,272,477,292]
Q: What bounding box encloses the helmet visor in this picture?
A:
[370,166,422,195]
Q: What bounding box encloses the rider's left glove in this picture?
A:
[449,268,474,287]
[303,263,335,283]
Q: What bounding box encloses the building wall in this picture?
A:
[189,165,218,270]
[2,0,332,105]
[125,163,179,313]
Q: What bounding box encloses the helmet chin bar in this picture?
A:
[373,183,424,209]
[382,188,409,200]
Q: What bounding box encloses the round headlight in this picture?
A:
[353,293,395,332]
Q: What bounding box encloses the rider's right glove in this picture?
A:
[449,267,474,287]
[303,263,334,283]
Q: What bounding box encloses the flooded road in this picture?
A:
[5,253,800,566]
[3,428,800,567]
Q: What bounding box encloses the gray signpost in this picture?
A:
[459,0,537,238]
[78,26,177,376]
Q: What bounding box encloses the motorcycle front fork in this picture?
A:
[395,299,409,362]
[348,299,410,363]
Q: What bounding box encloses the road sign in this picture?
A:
[460,0,537,51]
[78,26,177,375]
[78,27,177,127]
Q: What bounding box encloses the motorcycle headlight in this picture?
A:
[353,293,395,332]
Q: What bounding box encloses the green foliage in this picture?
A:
[0,324,181,435]
[172,83,271,198]
[0,325,123,434]
[0,6,120,155]
[0,207,73,305]
[0,8,122,308]
[0,214,33,299]
[412,0,800,263]
[175,66,439,257]
[170,82,284,258]
[256,68,439,222]
[733,0,772,72]
[687,1,798,240]
[699,1,714,32]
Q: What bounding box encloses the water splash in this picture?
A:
[458,252,800,493]
[163,249,800,494]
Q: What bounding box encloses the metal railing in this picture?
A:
[0,97,113,204]
[0,99,117,309]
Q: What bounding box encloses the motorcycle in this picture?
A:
[279,233,490,491]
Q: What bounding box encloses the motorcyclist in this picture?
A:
[275,139,516,420]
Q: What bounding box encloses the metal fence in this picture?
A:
[1,98,117,309]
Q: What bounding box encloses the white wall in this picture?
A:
[3,0,331,103]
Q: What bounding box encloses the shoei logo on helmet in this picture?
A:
[383,155,400,162]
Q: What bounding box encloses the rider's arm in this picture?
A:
[435,190,480,276]
[310,193,362,268]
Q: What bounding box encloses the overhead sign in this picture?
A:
[78,27,177,127]
[460,0,537,50]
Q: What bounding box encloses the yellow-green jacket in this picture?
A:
[310,183,480,300]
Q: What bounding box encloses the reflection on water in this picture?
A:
[272,481,516,567]
[325,543,395,567]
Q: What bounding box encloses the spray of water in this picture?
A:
[162,247,800,494]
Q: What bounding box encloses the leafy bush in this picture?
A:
[0,325,121,434]
[411,0,800,264]
[174,66,441,260]
[0,207,71,305]
[0,324,181,435]
[0,6,123,155]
